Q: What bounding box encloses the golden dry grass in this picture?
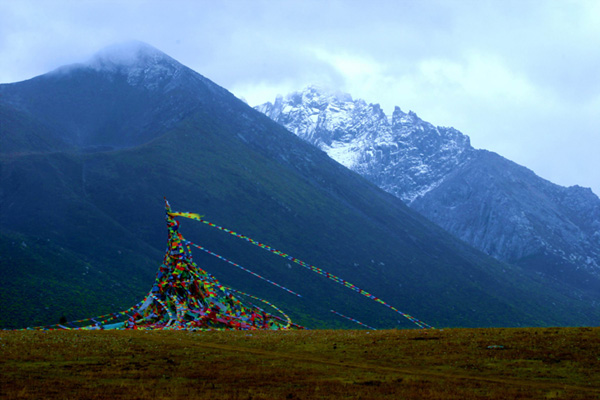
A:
[1,327,599,399]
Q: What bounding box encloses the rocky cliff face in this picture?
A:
[256,86,473,203]
[257,86,600,283]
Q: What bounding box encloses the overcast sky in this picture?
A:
[1,0,598,195]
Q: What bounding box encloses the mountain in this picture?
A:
[2,43,599,330]
[0,41,224,153]
[256,88,473,204]
[257,86,600,294]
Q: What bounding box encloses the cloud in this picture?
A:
[0,0,598,194]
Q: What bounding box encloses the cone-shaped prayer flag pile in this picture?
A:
[22,199,433,331]
[25,200,300,331]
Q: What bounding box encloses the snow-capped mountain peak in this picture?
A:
[86,41,182,89]
[46,40,184,91]
[256,86,473,201]
[392,107,422,128]
[295,85,354,105]
[257,86,600,280]
[88,41,175,69]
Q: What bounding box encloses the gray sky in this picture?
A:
[1,0,598,195]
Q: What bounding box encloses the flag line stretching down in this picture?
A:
[20,199,432,330]
[169,202,433,330]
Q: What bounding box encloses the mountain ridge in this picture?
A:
[0,42,233,152]
[256,85,476,203]
[257,86,600,285]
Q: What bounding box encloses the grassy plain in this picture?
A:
[1,327,599,399]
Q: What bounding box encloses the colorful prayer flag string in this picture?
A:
[19,200,303,331]
[169,210,434,329]
[330,309,377,330]
[186,240,302,297]
[18,199,433,331]
[226,287,293,329]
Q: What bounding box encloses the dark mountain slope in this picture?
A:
[411,150,600,293]
[1,42,598,329]
[0,102,71,153]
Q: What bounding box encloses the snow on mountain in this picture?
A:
[257,85,473,203]
[49,41,220,97]
[257,86,600,280]
[85,40,183,90]
[2,41,230,150]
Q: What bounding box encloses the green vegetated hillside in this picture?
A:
[0,231,150,328]
[1,43,598,330]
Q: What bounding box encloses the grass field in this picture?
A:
[1,327,599,399]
